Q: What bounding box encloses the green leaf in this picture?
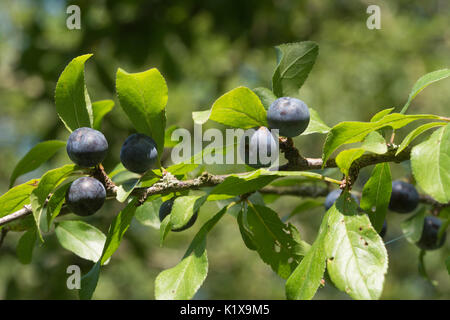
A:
[396,122,447,155]
[325,192,388,300]
[170,195,207,230]
[240,203,310,279]
[116,67,168,155]
[209,171,278,200]
[16,228,37,264]
[0,179,39,218]
[55,54,94,131]
[360,163,392,232]
[203,87,268,129]
[362,131,387,154]
[303,108,331,135]
[252,87,277,110]
[135,197,162,229]
[92,100,114,130]
[272,41,319,97]
[160,195,208,245]
[164,125,180,148]
[322,113,442,164]
[418,250,437,285]
[115,178,140,203]
[210,169,338,201]
[100,199,138,265]
[166,162,199,176]
[55,220,106,262]
[9,140,66,188]
[155,206,227,300]
[285,200,323,221]
[192,110,212,125]
[335,148,365,176]
[79,261,101,300]
[285,209,331,300]
[237,207,258,250]
[401,69,450,114]
[335,132,388,177]
[159,214,172,246]
[155,239,207,300]
[400,208,426,244]
[411,124,450,203]
[370,108,395,122]
[30,165,79,241]
[46,182,71,229]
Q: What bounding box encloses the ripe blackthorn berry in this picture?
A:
[388,180,419,214]
[416,216,446,251]
[65,177,106,216]
[267,97,310,137]
[240,126,278,168]
[120,133,158,173]
[324,189,359,211]
[66,127,108,167]
[159,198,198,232]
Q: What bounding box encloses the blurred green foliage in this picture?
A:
[0,0,449,299]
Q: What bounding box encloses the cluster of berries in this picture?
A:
[243,97,310,168]
[64,127,194,230]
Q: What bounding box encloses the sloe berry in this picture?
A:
[388,180,419,214]
[66,127,108,167]
[240,126,278,168]
[416,216,446,251]
[120,133,158,173]
[267,97,310,137]
[65,177,106,216]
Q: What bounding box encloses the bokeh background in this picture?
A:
[0,0,449,299]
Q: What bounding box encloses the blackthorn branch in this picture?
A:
[1,145,447,228]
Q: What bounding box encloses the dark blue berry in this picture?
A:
[240,126,278,168]
[388,180,419,214]
[66,127,108,167]
[65,177,106,216]
[267,97,310,137]
[416,216,446,251]
[120,133,158,173]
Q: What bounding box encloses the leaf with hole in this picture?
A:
[240,203,310,279]
[324,192,388,300]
